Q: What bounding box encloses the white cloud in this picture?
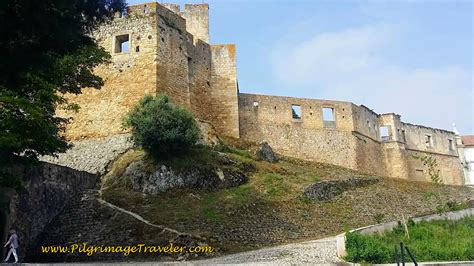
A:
[271,23,473,133]
[272,23,393,83]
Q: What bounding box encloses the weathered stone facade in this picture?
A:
[58,2,465,185]
[239,93,465,184]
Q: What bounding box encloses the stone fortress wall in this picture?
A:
[60,2,239,140]
[58,2,465,185]
[238,93,464,184]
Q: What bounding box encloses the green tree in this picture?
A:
[0,0,126,189]
[124,95,199,158]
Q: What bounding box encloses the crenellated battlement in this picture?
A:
[157,3,209,43]
[114,2,209,44]
[160,3,210,43]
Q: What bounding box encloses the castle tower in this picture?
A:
[58,2,239,139]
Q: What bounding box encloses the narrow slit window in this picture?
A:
[291,105,301,119]
[380,126,390,141]
[114,34,130,53]
[187,57,193,82]
[322,108,335,121]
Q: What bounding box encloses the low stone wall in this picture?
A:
[1,162,98,260]
[336,208,474,258]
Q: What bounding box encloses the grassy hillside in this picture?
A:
[101,143,473,255]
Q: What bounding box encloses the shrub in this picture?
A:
[124,95,199,157]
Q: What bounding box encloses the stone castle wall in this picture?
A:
[379,115,464,184]
[61,2,239,140]
[238,93,358,170]
[210,45,240,138]
[58,5,159,140]
[56,2,464,185]
[238,93,464,184]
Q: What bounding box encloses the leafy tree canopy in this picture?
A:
[0,0,126,189]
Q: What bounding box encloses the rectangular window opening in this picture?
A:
[380,126,390,141]
[291,105,301,120]
[425,134,433,148]
[114,34,130,53]
[322,107,335,121]
[448,139,454,151]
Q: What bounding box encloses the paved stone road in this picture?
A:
[196,237,347,265]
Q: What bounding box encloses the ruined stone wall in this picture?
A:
[238,93,463,183]
[239,93,355,132]
[377,113,463,184]
[237,93,388,176]
[402,122,458,156]
[402,123,463,184]
[351,105,386,175]
[238,93,361,171]
[352,104,380,141]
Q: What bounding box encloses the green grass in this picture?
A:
[254,173,320,201]
[345,216,474,263]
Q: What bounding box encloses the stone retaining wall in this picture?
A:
[1,163,98,260]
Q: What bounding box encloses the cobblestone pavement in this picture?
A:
[196,236,347,265]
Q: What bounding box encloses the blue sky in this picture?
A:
[128,0,473,134]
